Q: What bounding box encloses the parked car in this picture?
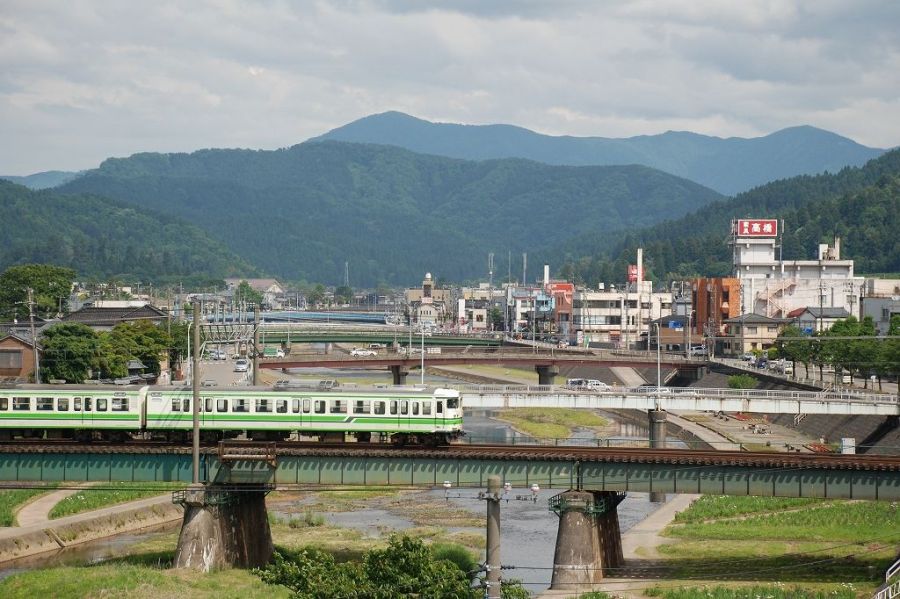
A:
[741,353,755,362]
[350,348,377,357]
[368,343,385,350]
[233,359,249,373]
[210,349,227,361]
[689,345,708,357]
[566,378,610,391]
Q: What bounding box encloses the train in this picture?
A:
[0,383,463,445]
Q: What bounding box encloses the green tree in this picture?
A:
[308,284,326,307]
[102,321,171,377]
[40,323,100,383]
[779,325,811,379]
[0,264,75,320]
[235,280,264,308]
[728,374,757,389]
[334,285,353,305]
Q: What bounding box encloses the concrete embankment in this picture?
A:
[0,494,182,564]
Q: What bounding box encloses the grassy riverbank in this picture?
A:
[496,407,609,439]
[0,486,57,526]
[48,482,185,519]
[651,496,899,596]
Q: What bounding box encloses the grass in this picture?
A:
[646,584,858,598]
[48,482,185,519]
[496,407,609,439]
[657,496,899,593]
[0,485,58,526]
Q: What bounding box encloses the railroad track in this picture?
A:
[0,440,897,470]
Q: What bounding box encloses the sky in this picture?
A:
[2,0,899,174]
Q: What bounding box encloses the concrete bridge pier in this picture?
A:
[550,490,625,591]
[390,365,409,385]
[173,484,273,571]
[535,364,560,385]
[648,409,668,502]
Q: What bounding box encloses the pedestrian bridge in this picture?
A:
[453,384,900,416]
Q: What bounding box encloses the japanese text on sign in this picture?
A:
[735,219,777,237]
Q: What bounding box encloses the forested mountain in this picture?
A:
[58,141,723,286]
[314,112,885,196]
[549,149,900,283]
[0,181,255,283]
[0,170,80,189]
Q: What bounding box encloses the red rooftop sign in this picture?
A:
[735,219,777,237]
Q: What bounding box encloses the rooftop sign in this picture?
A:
[734,219,777,237]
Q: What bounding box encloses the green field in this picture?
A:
[0,486,57,526]
[496,407,609,439]
[655,496,899,594]
[49,482,185,519]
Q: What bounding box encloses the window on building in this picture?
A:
[0,350,23,369]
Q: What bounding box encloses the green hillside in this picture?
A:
[0,181,255,283]
[0,170,80,190]
[316,112,884,196]
[58,141,724,285]
[551,149,900,283]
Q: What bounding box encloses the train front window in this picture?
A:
[57,398,69,411]
[37,397,53,411]
[13,397,30,411]
[447,398,459,409]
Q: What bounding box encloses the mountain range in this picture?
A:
[315,112,885,196]
[0,170,81,190]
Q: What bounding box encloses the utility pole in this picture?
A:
[191,301,201,485]
[253,305,260,386]
[484,475,502,599]
[522,252,527,286]
[26,288,40,384]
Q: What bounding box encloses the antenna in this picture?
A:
[344,261,349,287]
[488,253,494,288]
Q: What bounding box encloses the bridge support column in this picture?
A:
[390,365,409,385]
[648,409,667,502]
[550,490,625,591]
[535,365,559,385]
[173,484,273,571]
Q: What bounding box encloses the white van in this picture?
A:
[566,378,609,391]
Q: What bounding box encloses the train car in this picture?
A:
[144,385,462,444]
[0,384,143,441]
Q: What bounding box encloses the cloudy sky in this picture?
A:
[2,0,899,174]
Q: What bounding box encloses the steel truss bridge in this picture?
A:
[1,444,898,501]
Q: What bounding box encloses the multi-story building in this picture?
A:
[406,273,449,327]
[572,282,672,348]
[861,278,900,335]
[720,313,789,356]
[691,277,742,338]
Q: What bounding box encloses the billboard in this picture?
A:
[735,219,778,237]
[627,265,638,282]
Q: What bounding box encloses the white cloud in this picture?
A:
[0,0,898,173]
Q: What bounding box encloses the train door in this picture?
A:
[435,397,445,431]
[82,395,93,429]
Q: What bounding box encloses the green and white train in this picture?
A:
[0,384,463,445]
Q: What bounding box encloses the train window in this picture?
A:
[374,401,385,415]
[233,399,249,413]
[447,398,459,409]
[276,399,287,414]
[330,400,345,414]
[0,397,7,410]
[353,400,370,414]
[13,397,30,411]
[412,402,420,416]
[96,398,108,412]
[57,398,69,411]
[182,399,190,413]
[171,398,181,412]
[37,397,53,411]
[291,399,300,413]
[84,397,92,411]
[436,401,443,414]
[302,399,311,414]
[112,398,128,412]
[74,398,82,411]
[400,401,408,415]
[205,398,213,412]
[256,399,272,413]
[422,402,431,416]
[217,399,228,413]
[314,400,326,414]
[390,400,397,415]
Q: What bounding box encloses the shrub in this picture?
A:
[727,374,757,389]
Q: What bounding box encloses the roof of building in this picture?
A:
[723,313,789,325]
[786,307,851,319]
[61,305,168,325]
[651,314,689,326]
[224,278,283,293]
[0,333,42,350]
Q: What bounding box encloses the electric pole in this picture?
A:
[26,288,40,384]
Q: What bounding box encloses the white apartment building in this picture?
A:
[572,282,672,348]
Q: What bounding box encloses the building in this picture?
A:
[721,314,789,356]
[0,334,40,381]
[61,305,169,331]
[223,278,286,309]
[572,282,672,348]
[648,315,691,351]
[691,277,742,338]
[406,273,449,327]
[787,307,852,334]
[860,278,900,335]
[730,221,863,318]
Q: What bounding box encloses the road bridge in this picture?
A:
[260,348,705,384]
[454,384,900,416]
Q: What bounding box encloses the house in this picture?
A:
[0,334,41,381]
[61,305,169,332]
[787,307,852,334]
[721,313,789,356]
[647,315,692,351]
[224,279,285,309]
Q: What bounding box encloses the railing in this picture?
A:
[873,580,900,599]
